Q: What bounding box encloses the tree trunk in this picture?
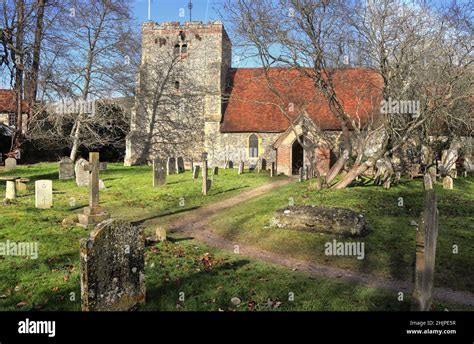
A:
[12,0,25,151]
[25,0,46,125]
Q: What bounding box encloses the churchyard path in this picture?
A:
[151,178,474,307]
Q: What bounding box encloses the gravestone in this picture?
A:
[228,161,234,169]
[270,162,276,177]
[305,166,309,181]
[442,176,453,190]
[238,161,244,175]
[166,157,176,175]
[394,172,401,186]
[16,178,29,192]
[35,180,53,209]
[176,157,185,173]
[155,226,167,242]
[213,166,218,176]
[5,158,16,172]
[59,157,75,180]
[423,174,432,190]
[202,155,208,196]
[427,166,437,183]
[152,158,166,187]
[0,176,19,200]
[383,176,391,189]
[257,158,267,173]
[80,219,145,311]
[77,152,110,228]
[75,158,90,187]
[298,167,303,182]
[192,165,200,179]
[411,190,439,311]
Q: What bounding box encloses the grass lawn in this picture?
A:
[0,163,471,311]
[211,176,474,294]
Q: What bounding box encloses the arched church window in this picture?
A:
[249,134,259,158]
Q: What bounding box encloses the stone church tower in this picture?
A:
[124,21,231,166]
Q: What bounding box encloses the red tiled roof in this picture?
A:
[0,89,29,113]
[221,68,383,132]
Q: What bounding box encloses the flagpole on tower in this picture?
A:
[188,0,193,22]
[148,0,151,21]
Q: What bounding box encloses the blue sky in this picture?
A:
[132,0,220,25]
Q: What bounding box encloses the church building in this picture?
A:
[124,21,381,175]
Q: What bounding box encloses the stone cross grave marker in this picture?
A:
[202,155,209,195]
[442,176,453,190]
[77,152,110,228]
[167,157,176,175]
[192,165,200,179]
[423,174,432,190]
[35,180,53,209]
[411,190,439,311]
[153,158,166,187]
[238,161,244,175]
[59,157,75,180]
[5,158,16,172]
[80,219,145,311]
[270,162,276,177]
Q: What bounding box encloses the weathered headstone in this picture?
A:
[202,154,208,196]
[0,176,19,200]
[59,157,75,180]
[5,158,16,172]
[305,166,309,181]
[77,152,110,228]
[35,180,53,209]
[423,174,432,190]
[383,176,391,189]
[176,157,185,173]
[166,157,176,175]
[228,160,234,169]
[411,190,439,311]
[394,172,401,186]
[155,226,167,242]
[15,178,29,192]
[192,165,200,179]
[428,166,437,183]
[152,158,166,187]
[80,219,145,311]
[257,158,267,173]
[298,167,303,182]
[213,166,218,176]
[442,176,453,190]
[270,162,276,177]
[238,161,244,175]
[75,158,90,187]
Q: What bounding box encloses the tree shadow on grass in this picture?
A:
[131,206,201,226]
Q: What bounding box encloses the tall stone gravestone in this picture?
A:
[176,157,185,173]
[153,158,166,187]
[192,165,200,179]
[423,174,432,190]
[228,160,233,169]
[238,161,244,175]
[80,219,145,311]
[5,158,16,172]
[411,190,439,311]
[35,180,53,209]
[59,157,75,180]
[202,154,209,195]
[270,162,276,177]
[75,158,90,187]
[428,166,437,183]
[167,157,176,175]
